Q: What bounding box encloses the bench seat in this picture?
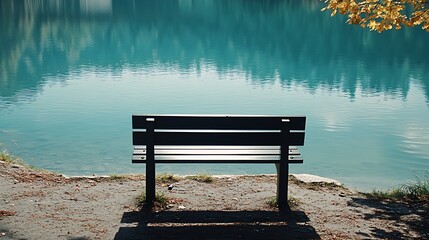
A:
[132,146,303,163]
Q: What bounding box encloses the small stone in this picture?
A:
[0,210,16,217]
[178,205,186,210]
[1,232,6,236]
[168,184,174,190]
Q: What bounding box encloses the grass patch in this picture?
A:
[288,195,301,208]
[0,148,28,167]
[138,190,168,208]
[368,188,406,200]
[108,174,126,181]
[366,173,429,201]
[305,181,345,191]
[156,173,181,184]
[0,151,52,173]
[0,149,20,164]
[266,195,300,208]
[186,174,214,183]
[1,146,46,172]
[266,197,278,208]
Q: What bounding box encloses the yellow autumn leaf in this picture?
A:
[322,0,429,32]
[368,20,378,29]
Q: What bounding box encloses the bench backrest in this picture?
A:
[133,114,306,146]
[132,114,306,164]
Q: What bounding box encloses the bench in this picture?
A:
[132,114,306,211]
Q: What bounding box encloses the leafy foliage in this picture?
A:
[322,0,429,32]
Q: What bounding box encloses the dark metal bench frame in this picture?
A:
[132,114,306,211]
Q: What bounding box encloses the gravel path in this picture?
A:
[0,161,427,239]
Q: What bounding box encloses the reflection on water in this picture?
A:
[0,0,428,190]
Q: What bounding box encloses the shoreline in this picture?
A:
[0,149,400,191]
[60,173,341,186]
[1,160,427,239]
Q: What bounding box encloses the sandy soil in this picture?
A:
[0,160,427,240]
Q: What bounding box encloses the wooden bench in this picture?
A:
[132,114,306,211]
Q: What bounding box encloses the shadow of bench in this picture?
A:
[115,209,319,239]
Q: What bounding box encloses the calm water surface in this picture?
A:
[1,0,429,190]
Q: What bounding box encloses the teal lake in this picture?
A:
[1,0,429,191]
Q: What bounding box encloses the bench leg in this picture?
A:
[275,163,290,212]
[146,161,156,208]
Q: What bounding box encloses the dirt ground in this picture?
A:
[0,160,427,240]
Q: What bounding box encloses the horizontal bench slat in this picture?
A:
[141,149,280,154]
[134,146,298,150]
[133,160,303,164]
[132,155,303,164]
[133,115,306,130]
[135,155,282,160]
[133,131,305,146]
[133,148,301,155]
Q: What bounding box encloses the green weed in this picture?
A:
[186,174,214,183]
[266,195,300,208]
[156,173,181,184]
[0,148,26,166]
[138,190,168,208]
[108,174,126,181]
[367,173,429,200]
